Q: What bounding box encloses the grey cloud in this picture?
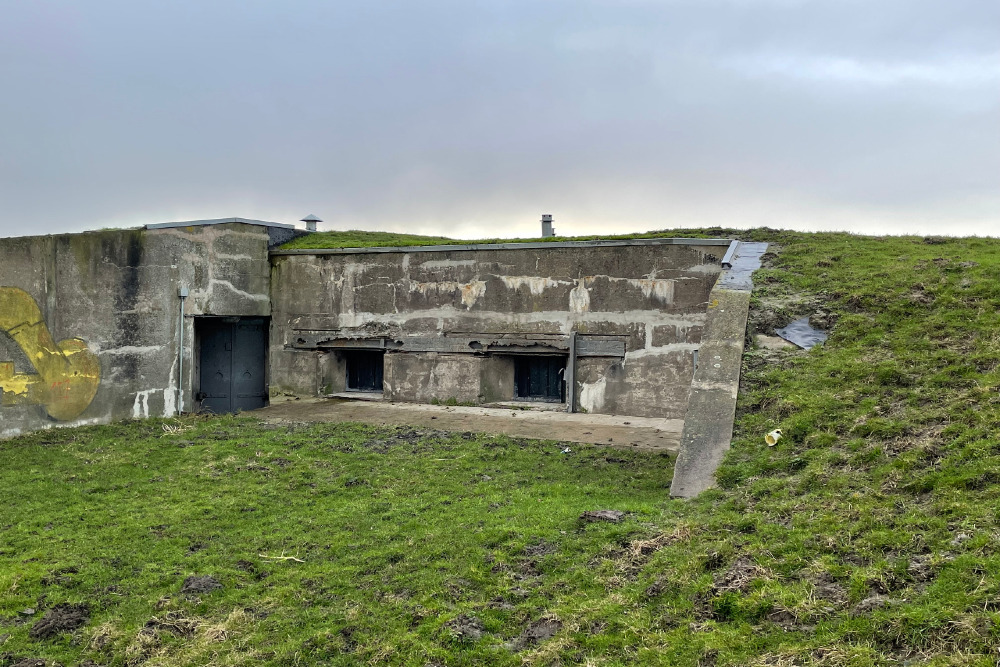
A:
[0,0,996,238]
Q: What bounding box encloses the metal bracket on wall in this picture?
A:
[566,332,578,413]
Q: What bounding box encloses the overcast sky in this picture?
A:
[1,0,997,239]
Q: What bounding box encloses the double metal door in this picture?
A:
[198,318,267,413]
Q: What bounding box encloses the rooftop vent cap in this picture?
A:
[541,214,555,238]
[301,214,322,232]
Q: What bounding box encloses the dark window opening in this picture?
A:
[514,356,566,402]
[346,351,384,392]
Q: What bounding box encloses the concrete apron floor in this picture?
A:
[253,397,683,453]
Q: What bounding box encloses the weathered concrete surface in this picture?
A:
[669,242,768,498]
[270,240,727,418]
[146,217,305,249]
[255,397,684,451]
[0,223,272,437]
[385,352,483,404]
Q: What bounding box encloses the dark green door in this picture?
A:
[198,318,268,413]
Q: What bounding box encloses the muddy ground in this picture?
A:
[255,397,683,452]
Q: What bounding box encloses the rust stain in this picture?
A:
[0,287,101,420]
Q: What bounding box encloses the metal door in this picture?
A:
[515,356,566,401]
[198,318,268,413]
[346,351,384,392]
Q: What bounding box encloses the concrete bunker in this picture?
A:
[0,218,765,496]
[269,237,732,419]
[0,218,291,434]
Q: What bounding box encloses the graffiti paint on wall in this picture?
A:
[0,287,100,420]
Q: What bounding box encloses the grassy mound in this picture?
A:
[4,229,1000,666]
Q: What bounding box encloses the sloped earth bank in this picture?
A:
[5,229,1000,665]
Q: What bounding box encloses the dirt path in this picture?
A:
[253,398,682,453]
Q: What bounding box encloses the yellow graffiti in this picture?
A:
[0,287,100,420]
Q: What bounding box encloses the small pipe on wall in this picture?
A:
[178,286,188,414]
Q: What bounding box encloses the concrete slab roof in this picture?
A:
[270,237,734,256]
[145,217,296,231]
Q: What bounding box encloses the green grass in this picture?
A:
[5,228,1000,665]
[0,420,673,666]
[279,230,461,249]
[277,228,728,250]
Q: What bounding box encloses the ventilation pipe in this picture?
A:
[541,214,555,237]
[301,214,322,232]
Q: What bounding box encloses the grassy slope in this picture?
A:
[277,228,724,250]
[4,229,1000,666]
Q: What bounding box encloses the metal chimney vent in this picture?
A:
[541,214,555,238]
[301,214,322,232]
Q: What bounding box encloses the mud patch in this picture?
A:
[515,558,542,577]
[580,510,625,523]
[644,577,677,598]
[488,595,516,611]
[809,572,848,605]
[749,291,826,339]
[907,554,936,583]
[40,566,79,588]
[712,557,769,594]
[145,612,199,637]
[180,575,222,596]
[235,559,269,580]
[601,526,693,580]
[523,540,557,557]
[506,618,562,651]
[443,578,474,601]
[361,427,444,454]
[755,334,795,351]
[444,614,484,642]
[148,524,169,538]
[29,603,89,639]
[852,594,899,616]
[808,309,836,330]
[908,286,935,305]
[749,306,790,337]
[765,607,800,631]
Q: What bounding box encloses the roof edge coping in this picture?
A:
[270,237,734,256]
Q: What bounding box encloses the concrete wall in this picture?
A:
[269,241,725,418]
[0,223,271,437]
